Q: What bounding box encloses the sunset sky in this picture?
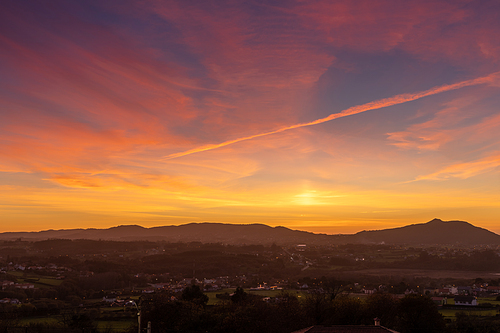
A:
[1,0,500,234]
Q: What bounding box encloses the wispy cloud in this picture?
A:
[415,152,500,181]
[165,72,500,159]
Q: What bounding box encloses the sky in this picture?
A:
[1,0,500,234]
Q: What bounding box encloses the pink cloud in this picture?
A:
[2,0,500,193]
[295,0,499,64]
[147,0,334,132]
[166,72,498,159]
[0,7,212,182]
[387,85,499,152]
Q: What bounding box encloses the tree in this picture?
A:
[365,293,399,328]
[231,287,248,303]
[328,295,364,325]
[304,290,332,324]
[181,284,209,305]
[68,313,98,332]
[321,276,345,301]
[395,294,446,333]
[452,311,500,333]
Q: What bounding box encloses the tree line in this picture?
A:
[139,284,447,333]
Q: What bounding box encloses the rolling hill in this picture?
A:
[0,219,498,245]
[351,218,500,245]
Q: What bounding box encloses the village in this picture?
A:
[2,240,500,312]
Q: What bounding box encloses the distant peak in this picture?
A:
[111,225,145,229]
[428,218,443,223]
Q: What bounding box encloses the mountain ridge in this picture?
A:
[1,219,498,245]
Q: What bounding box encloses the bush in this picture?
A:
[479,302,493,308]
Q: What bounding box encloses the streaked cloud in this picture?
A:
[166,72,499,159]
[416,152,500,181]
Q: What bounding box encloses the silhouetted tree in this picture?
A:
[181,284,208,305]
[231,286,248,303]
[365,292,398,328]
[395,294,446,333]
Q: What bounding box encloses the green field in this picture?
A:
[478,297,500,306]
[19,316,60,325]
[438,297,500,320]
[19,316,135,331]
[8,271,63,288]
[440,308,497,320]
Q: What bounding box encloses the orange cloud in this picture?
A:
[416,152,500,181]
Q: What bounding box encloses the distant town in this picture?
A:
[2,232,500,332]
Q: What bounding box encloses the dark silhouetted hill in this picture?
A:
[352,218,500,245]
[0,219,498,245]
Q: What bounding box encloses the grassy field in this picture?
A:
[440,308,498,320]
[19,316,60,325]
[438,296,500,320]
[8,271,63,288]
[478,296,500,306]
[19,316,135,331]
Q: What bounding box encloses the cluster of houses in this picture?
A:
[139,276,233,294]
[1,262,69,281]
[358,283,500,307]
[0,297,21,304]
[1,280,34,290]
[424,284,500,297]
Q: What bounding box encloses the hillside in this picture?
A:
[352,218,500,245]
[0,223,338,245]
[0,219,499,245]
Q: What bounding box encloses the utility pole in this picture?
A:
[131,300,141,333]
[138,310,141,333]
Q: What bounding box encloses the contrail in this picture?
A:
[164,72,499,160]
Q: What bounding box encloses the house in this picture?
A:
[454,295,477,306]
[0,298,20,304]
[103,296,117,303]
[431,297,447,306]
[404,289,417,295]
[14,283,34,289]
[295,244,307,251]
[440,286,459,295]
[457,286,471,295]
[1,280,14,290]
[363,288,377,294]
[487,286,500,293]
